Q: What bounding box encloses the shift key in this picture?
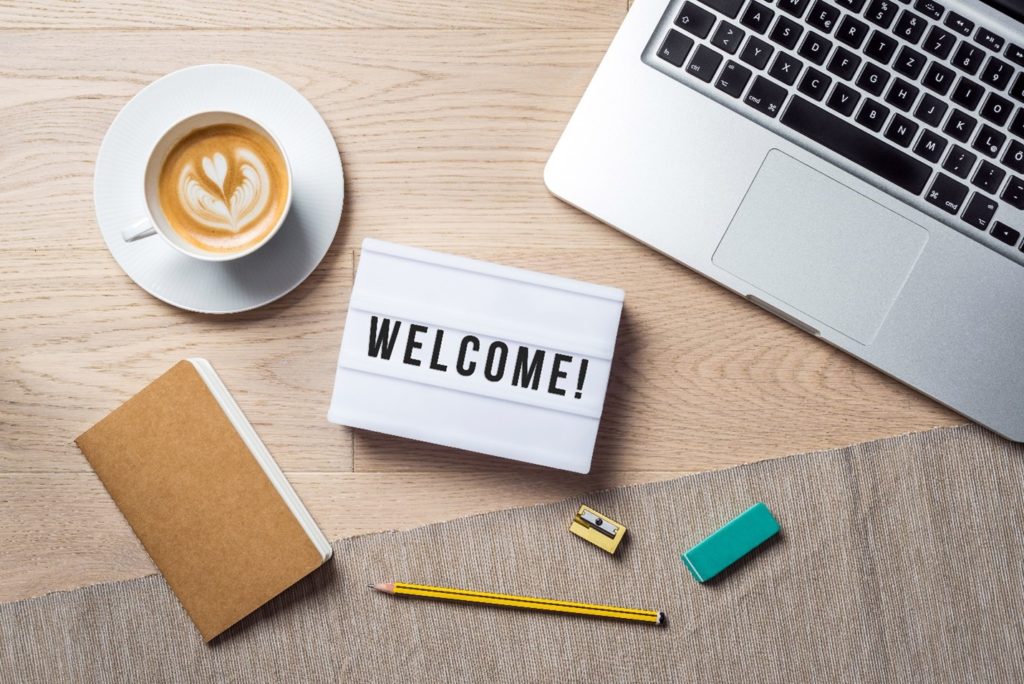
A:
[744,76,787,117]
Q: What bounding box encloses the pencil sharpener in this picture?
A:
[569,504,626,554]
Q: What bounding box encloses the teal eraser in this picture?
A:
[682,502,780,582]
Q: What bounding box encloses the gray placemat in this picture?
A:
[3,424,1023,682]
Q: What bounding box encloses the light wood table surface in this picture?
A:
[0,0,960,604]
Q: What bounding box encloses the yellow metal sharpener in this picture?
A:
[569,504,626,554]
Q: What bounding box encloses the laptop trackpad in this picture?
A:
[712,150,929,345]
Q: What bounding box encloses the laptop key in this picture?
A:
[676,2,717,39]
[858,61,891,95]
[980,57,1012,92]
[744,75,788,117]
[865,31,897,64]
[741,1,775,34]
[922,62,955,95]
[658,30,696,68]
[712,22,746,55]
[828,47,861,80]
[1006,43,1024,68]
[798,67,832,100]
[972,124,1006,158]
[923,26,955,60]
[781,96,932,193]
[777,0,812,18]
[807,1,840,33]
[944,109,977,142]
[913,0,943,20]
[991,221,1020,246]
[798,31,832,65]
[1010,110,1024,137]
[972,160,1006,193]
[740,36,774,69]
[865,0,898,29]
[1001,176,1024,209]
[715,60,753,97]
[769,51,804,85]
[914,128,947,162]
[885,114,918,147]
[1011,73,1024,103]
[975,27,1005,52]
[951,77,984,111]
[961,193,997,230]
[925,173,969,214]
[885,78,918,111]
[698,0,745,19]
[893,11,926,45]
[979,93,1012,126]
[914,93,947,126]
[952,43,985,75]
[856,98,890,131]
[893,46,925,79]
[943,11,973,37]
[835,15,868,48]
[1003,139,1024,173]
[827,82,861,115]
[770,16,804,50]
[687,44,724,82]
[834,0,866,11]
[943,145,977,178]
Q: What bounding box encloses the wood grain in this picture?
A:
[0,9,960,603]
[0,0,623,29]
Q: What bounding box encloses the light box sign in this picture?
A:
[328,239,624,473]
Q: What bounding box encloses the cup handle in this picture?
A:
[122,218,157,243]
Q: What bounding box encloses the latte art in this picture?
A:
[158,124,289,254]
[180,150,270,233]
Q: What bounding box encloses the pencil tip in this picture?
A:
[366,584,374,589]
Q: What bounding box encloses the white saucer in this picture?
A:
[94,64,344,314]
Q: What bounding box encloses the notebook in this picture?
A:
[76,359,331,641]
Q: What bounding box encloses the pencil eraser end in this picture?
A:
[682,502,780,583]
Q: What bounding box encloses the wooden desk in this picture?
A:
[0,1,958,603]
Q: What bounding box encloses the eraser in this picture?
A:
[682,502,780,582]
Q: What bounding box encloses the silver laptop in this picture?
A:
[547,0,1024,441]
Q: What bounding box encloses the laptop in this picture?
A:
[546,0,1024,441]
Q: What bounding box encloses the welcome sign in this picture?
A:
[328,239,624,473]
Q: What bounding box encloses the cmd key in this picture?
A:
[744,76,788,117]
[926,173,969,214]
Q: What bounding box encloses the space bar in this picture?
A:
[780,96,931,196]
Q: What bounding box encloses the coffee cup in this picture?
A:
[122,111,292,262]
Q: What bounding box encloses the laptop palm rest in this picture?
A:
[712,150,929,345]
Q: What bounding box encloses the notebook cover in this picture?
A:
[75,360,324,641]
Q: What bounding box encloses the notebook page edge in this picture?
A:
[186,358,332,562]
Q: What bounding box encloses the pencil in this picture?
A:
[370,581,664,625]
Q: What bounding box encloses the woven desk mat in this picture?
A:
[3,423,1024,682]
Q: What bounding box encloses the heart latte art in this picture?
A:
[158,124,289,254]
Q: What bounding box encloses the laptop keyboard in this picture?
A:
[646,0,1024,261]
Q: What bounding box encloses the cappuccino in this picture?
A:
[157,124,289,254]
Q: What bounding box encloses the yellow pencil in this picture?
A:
[370,581,664,625]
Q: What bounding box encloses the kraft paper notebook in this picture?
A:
[75,359,331,641]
